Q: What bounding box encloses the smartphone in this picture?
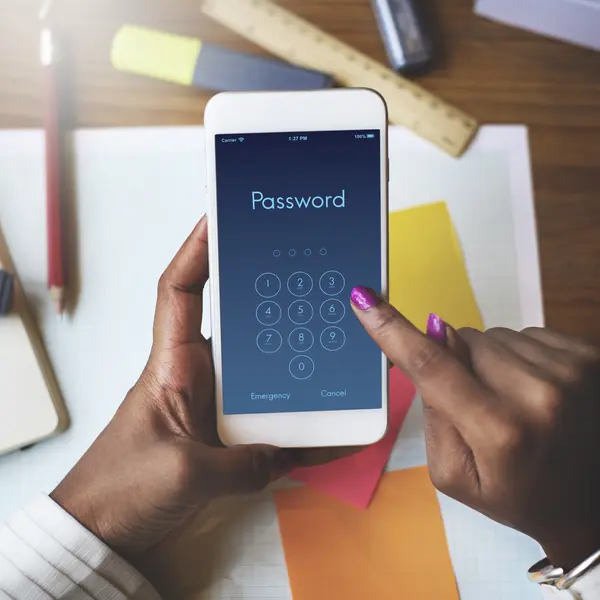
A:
[205,89,389,448]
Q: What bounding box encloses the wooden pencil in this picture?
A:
[41,20,67,315]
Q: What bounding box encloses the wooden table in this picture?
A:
[1,0,599,342]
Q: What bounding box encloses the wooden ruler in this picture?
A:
[201,0,478,157]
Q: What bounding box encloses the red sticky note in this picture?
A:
[290,368,416,509]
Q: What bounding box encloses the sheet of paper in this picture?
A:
[290,368,415,509]
[276,467,459,600]
[389,202,484,332]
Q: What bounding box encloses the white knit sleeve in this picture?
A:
[0,495,162,600]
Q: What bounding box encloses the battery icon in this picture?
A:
[366,134,375,139]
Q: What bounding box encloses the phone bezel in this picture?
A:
[205,89,389,448]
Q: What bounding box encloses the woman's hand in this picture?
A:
[350,286,600,571]
[51,218,353,560]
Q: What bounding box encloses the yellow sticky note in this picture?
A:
[276,468,460,600]
[111,26,201,86]
[390,202,484,332]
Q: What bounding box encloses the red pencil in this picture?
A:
[41,21,67,315]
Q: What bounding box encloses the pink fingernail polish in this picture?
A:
[351,286,379,311]
[427,313,447,345]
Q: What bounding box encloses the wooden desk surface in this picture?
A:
[1,0,599,341]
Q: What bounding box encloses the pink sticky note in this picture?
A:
[290,368,416,509]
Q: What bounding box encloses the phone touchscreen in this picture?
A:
[215,130,383,415]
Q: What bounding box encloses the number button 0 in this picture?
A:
[287,271,313,297]
[320,326,346,352]
[255,273,281,298]
[288,327,314,353]
[319,270,346,296]
[320,299,346,324]
[256,329,283,354]
[289,355,315,380]
[256,301,282,327]
[288,300,314,325]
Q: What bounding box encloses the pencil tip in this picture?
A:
[50,287,66,317]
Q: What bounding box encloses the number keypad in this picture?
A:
[255,269,348,379]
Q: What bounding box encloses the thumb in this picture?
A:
[153,216,209,350]
[198,445,281,497]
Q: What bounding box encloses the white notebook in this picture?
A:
[0,227,67,455]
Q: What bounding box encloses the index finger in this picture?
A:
[350,286,494,440]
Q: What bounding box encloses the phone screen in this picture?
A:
[215,130,383,415]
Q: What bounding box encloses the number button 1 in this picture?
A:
[287,271,313,297]
[255,273,281,298]
[320,326,346,352]
[288,300,314,325]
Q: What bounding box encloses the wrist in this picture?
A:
[50,468,110,545]
[542,530,600,572]
[49,392,164,558]
[51,464,120,551]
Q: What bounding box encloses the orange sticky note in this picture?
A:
[275,467,459,600]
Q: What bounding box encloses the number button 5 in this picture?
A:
[255,273,281,298]
[288,300,314,325]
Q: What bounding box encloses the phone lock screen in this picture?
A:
[215,130,383,415]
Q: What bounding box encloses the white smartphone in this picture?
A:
[205,89,389,448]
